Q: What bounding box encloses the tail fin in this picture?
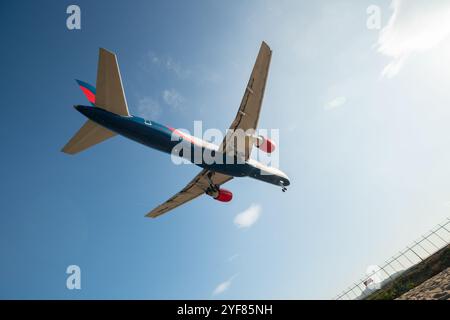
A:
[95,48,130,116]
[62,48,129,154]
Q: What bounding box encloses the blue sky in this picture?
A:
[1,0,450,299]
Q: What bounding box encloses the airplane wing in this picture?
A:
[219,41,272,159]
[146,169,233,218]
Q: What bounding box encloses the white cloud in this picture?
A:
[228,254,239,262]
[163,88,185,109]
[234,204,261,228]
[212,274,237,296]
[212,280,231,296]
[148,51,190,79]
[324,96,346,110]
[137,97,161,120]
[145,51,221,84]
[378,0,450,78]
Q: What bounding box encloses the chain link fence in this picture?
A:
[335,218,450,300]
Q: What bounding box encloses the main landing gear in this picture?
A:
[205,172,219,197]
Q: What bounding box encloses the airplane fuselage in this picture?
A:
[75,105,290,188]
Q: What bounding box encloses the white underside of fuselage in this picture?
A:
[175,130,289,182]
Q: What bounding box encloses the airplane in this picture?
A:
[62,41,290,218]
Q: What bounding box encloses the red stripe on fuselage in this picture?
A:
[167,126,199,146]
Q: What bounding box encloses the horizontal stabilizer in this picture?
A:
[61,120,116,154]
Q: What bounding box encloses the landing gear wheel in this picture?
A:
[205,172,221,198]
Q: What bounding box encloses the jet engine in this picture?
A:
[211,188,233,202]
[256,136,276,153]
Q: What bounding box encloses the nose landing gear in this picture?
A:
[280,181,287,192]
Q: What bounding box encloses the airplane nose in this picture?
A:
[279,172,290,186]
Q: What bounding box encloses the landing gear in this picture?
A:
[205,172,219,197]
[206,185,219,197]
[280,180,287,192]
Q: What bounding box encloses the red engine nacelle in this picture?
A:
[256,136,276,153]
[214,188,233,202]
